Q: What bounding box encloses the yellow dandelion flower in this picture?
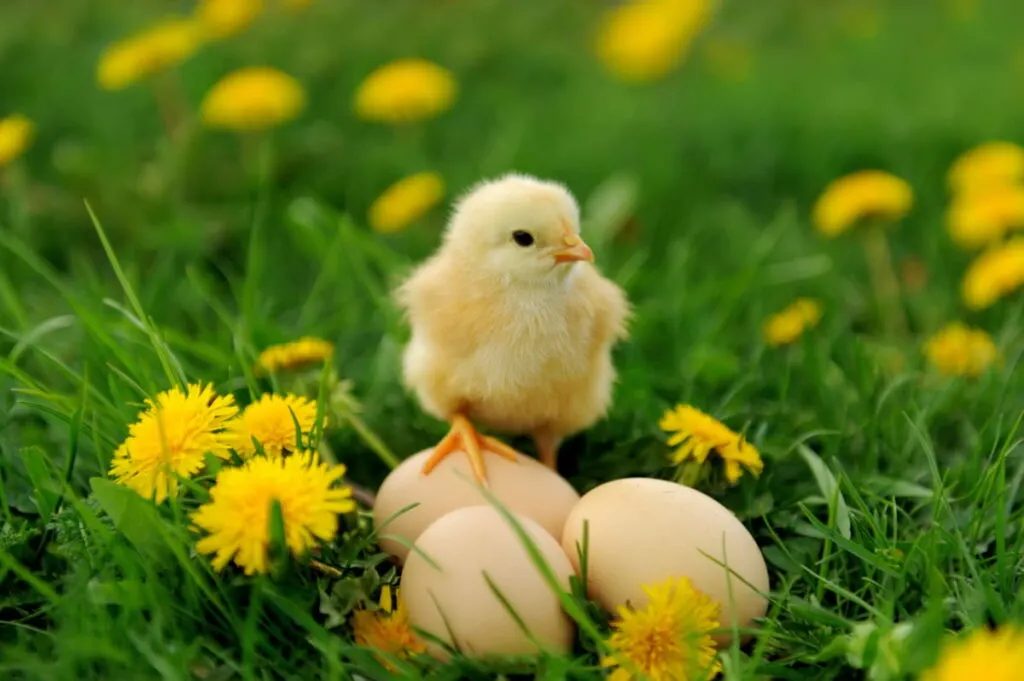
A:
[97,18,204,91]
[192,450,354,575]
[947,185,1024,250]
[195,0,262,40]
[109,383,238,503]
[947,141,1024,196]
[595,0,712,83]
[351,586,426,669]
[256,336,334,375]
[962,238,1024,310]
[200,66,306,132]
[368,172,445,234]
[229,393,324,457]
[0,114,35,168]
[601,576,721,681]
[659,404,763,484]
[923,322,999,378]
[763,298,822,347]
[921,626,1024,681]
[812,170,913,237]
[354,58,457,125]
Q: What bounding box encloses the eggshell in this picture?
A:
[373,447,580,563]
[561,477,769,645]
[401,505,576,660]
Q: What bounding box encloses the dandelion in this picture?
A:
[368,172,445,234]
[763,298,822,347]
[192,450,355,574]
[256,336,334,375]
[354,58,457,125]
[813,170,912,335]
[923,322,998,378]
[0,114,35,168]
[659,404,763,484]
[351,585,426,669]
[962,238,1024,310]
[601,576,721,681]
[109,383,238,503]
[921,626,1024,681]
[947,141,1024,196]
[946,185,1024,250]
[200,66,306,131]
[97,18,204,91]
[229,393,325,457]
[195,0,262,40]
[595,0,712,83]
[812,170,913,238]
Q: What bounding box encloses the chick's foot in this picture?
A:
[421,413,520,484]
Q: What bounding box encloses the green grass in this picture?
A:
[2,0,1024,679]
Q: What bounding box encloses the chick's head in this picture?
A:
[442,173,594,283]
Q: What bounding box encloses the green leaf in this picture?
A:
[19,446,60,519]
[798,445,852,539]
[89,477,171,563]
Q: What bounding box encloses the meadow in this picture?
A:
[2,0,1024,679]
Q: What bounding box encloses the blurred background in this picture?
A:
[2,0,1023,491]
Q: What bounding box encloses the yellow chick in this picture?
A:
[395,173,631,483]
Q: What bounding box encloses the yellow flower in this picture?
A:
[229,393,324,457]
[962,238,1024,310]
[812,170,913,237]
[947,141,1024,196]
[368,172,445,234]
[195,0,262,40]
[351,586,426,669]
[109,383,238,503]
[192,450,354,575]
[659,404,763,483]
[595,0,712,83]
[923,322,999,378]
[97,18,204,91]
[947,185,1024,250]
[256,336,334,375]
[763,298,822,347]
[0,114,35,168]
[200,66,306,131]
[354,58,457,125]
[601,576,721,681]
[921,626,1024,681]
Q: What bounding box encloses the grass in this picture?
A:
[2,0,1024,679]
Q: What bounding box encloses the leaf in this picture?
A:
[89,477,171,563]
[19,446,60,519]
[582,172,639,253]
[797,445,851,539]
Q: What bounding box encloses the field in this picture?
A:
[2,0,1024,679]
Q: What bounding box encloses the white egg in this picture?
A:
[401,505,576,660]
[561,477,769,644]
[373,447,580,563]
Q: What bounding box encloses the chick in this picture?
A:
[394,173,631,483]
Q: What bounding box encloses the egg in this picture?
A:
[560,477,769,644]
[373,447,580,563]
[401,505,576,660]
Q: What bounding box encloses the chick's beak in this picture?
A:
[553,234,595,264]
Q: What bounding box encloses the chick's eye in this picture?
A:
[512,230,535,247]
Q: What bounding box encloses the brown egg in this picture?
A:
[373,447,580,563]
[401,505,576,660]
[561,477,769,645]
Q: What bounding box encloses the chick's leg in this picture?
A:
[533,431,563,471]
[421,413,520,484]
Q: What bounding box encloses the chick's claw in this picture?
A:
[421,414,519,485]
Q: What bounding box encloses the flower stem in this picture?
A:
[861,225,907,336]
